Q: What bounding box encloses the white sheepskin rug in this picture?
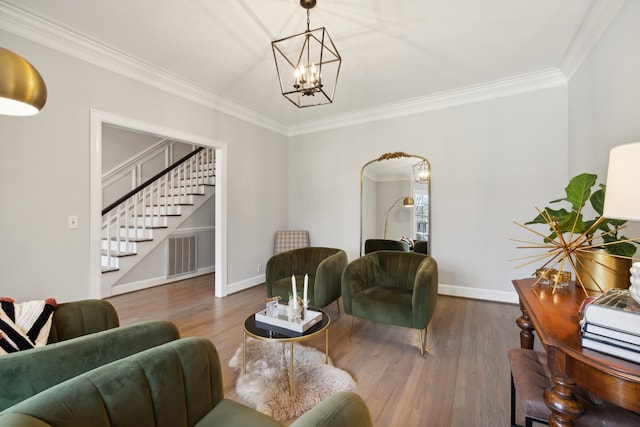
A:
[229,338,356,421]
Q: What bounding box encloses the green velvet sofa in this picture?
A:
[0,298,180,411]
[342,251,438,354]
[0,337,374,427]
[266,247,347,310]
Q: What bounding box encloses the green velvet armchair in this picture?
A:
[266,247,347,310]
[363,239,409,254]
[341,251,438,354]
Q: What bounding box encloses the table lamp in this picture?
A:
[603,141,640,304]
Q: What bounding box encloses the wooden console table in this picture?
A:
[513,278,640,426]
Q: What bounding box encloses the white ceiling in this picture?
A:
[2,0,614,134]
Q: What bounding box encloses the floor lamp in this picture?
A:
[603,142,640,304]
[383,196,414,239]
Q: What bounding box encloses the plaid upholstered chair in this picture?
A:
[266,247,347,311]
[274,230,310,254]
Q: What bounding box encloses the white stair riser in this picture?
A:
[101,255,119,269]
[143,206,181,216]
[190,170,215,179]
[178,177,215,187]
[131,216,168,228]
[102,228,154,241]
[158,195,194,205]
[166,186,205,196]
[101,239,137,254]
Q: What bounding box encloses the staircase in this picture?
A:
[101,147,215,286]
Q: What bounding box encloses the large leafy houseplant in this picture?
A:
[526,173,637,258]
[514,173,640,294]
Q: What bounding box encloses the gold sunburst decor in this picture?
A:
[511,173,640,296]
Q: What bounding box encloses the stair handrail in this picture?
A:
[102,146,205,216]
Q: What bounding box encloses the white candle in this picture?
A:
[291,274,297,305]
[303,273,308,308]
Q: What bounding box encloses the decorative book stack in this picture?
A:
[581,288,640,364]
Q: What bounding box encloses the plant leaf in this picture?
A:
[603,236,637,257]
[564,173,597,212]
[526,208,570,226]
[590,185,605,216]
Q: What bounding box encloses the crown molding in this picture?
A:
[0,2,289,135]
[289,0,626,136]
[561,0,626,80]
[0,1,624,138]
[288,69,567,136]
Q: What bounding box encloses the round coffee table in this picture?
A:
[243,309,330,396]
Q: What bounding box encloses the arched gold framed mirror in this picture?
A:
[360,152,431,256]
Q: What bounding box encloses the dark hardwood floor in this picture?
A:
[106,274,525,427]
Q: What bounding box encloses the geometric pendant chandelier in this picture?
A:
[412,160,430,183]
[0,47,47,116]
[271,0,341,108]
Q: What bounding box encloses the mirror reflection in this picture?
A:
[360,152,431,256]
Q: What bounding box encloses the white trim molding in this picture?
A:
[226,274,266,296]
[561,0,626,80]
[110,267,216,297]
[288,69,567,136]
[90,109,228,298]
[0,2,288,136]
[438,283,520,305]
[0,1,624,137]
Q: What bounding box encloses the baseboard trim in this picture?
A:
[438,283,519,304]
[110,266,215,296]
[220,280,520,304]
[226,274,266,296]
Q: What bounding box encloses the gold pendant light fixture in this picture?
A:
[0,47,47,116]
[271,0,341,108]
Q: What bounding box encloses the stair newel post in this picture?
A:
[114,206,121,256]
[154,180,160,220]
[140,186,147,235]
[178,163,187,199]
[170,167,175,202]
[164,174,170,208]
[104,212,111,264]
[132,190,138,235]
[210,149,215,178]
[188,155,192,191]
[123,198,130,249]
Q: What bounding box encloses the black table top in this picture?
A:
[244,308,329,340]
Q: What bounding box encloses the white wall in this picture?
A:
[0,32,288,302]
[568,0,640,252]
[568,0,640,177]
[2,2,637,304]
[290,88,568,300]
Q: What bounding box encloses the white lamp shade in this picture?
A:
[603,142,640,221]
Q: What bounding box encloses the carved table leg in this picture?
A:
[516,299,535,349]
[544,374,584,427]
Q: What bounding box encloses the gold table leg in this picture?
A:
[325,328,329,363]
[243,332,247,374]
[289,341,294,396]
